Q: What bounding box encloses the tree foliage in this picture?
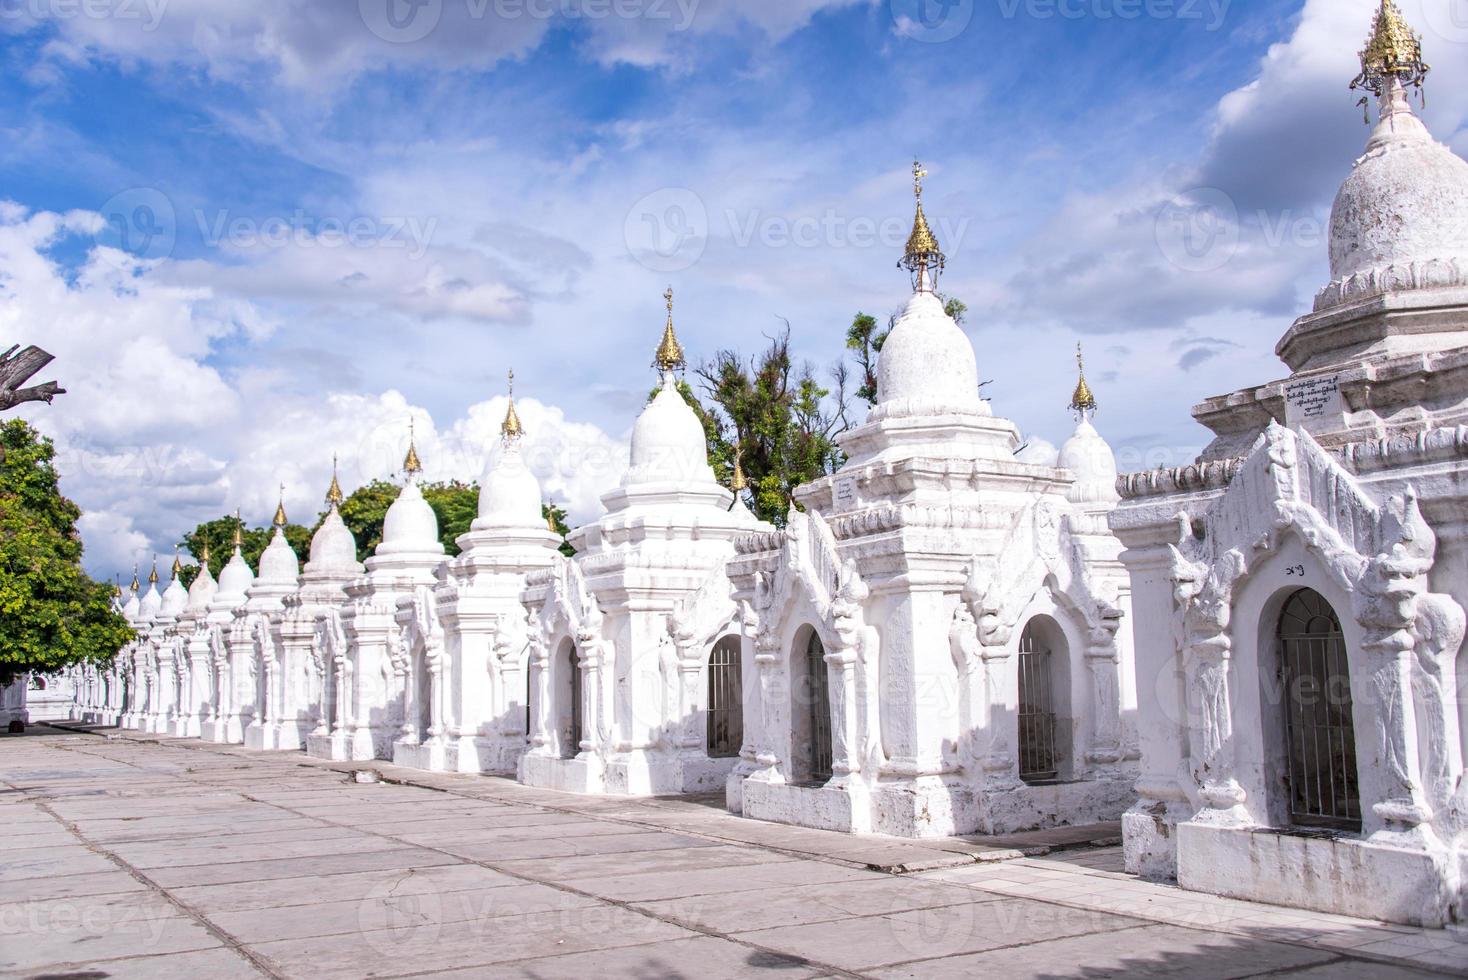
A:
[0,420,132,684]
[181,480,494,571]
[676,295,967,525]
[178,516,311,587]
[689,328,845,526]
[847,295,967,409]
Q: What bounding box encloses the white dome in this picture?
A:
[378,481,444,556]
[1059,419,1120,505]
[624,376,716,486]
[1318,86,1468,309]
[122,592,141,623]
[187,565,217,613]
[308,509,363,573]
[873,291,988,420]
[257,528,301,584]
[217,548,255,600]
[137,584,162,623]
[476,441,545,530]
[158,578,188,620]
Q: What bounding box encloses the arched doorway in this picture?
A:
[562,641,582,759]
[706,636,742,758]
[1278,588,1360,831]
[796,630,833,785]
[1017,619,1059,784]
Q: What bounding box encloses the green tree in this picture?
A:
[336,480,400,559]
[542,502,575,558]
[0,420,133,685]
[177,516,311,588]
[334,479,479,560]
[847,295,966,409]
[693,329,845,525]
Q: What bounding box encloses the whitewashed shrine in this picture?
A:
[1112,3,1468,927]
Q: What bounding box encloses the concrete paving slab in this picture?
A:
[209,881,599,944]
[636,876,998,934]
[441,830,716,864]
[167,863,523,915]
[735,897,1151,972]
[495,843,790,882]
[560,859,876,904]
[0,845,120,881]
[0,946,269,980]
[144,845,460,888]
[435,935,824,979]
[248,905,694,980]
[0,897,220,973]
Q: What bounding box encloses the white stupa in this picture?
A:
[157,556,189,622]
[1058,347,1120,506]
[1316,7,1468,313]
[374,427,445,562]
[212,520,255,614]
[136,560,163,625]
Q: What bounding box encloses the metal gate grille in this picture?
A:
[1279,589,1360,831]
[706,637,743,758]
[1017,623,1058,784]
[806,632,833,784]
[565,644,582,759]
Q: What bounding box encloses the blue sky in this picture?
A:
[2,0,1466,575]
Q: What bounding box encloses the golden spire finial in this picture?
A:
[171,551,182,579]
[130,564,140,593]
[653,286,686,374]
[148,556,159,586]
[326,455,344,509]
[273,484,288,529]
[1070,343,1098,419]
[900,159,945,292]
[502,369,524,440]
[199,539,211,566]
[232,509,244,550]
[545,500,559,535]
[114,576,123,599]
[730,444,749,493]
[404,419,423,477]
[1352,0,1429,101]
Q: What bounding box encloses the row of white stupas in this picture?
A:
[65,2,1468,929]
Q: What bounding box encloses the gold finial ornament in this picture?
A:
[171,552,182,579]
[273,484,289,529]
[653,286,687,374]
[130,565,140,593]
[730,445,749,493]
[1070,344,1098,418]
[900,160,945,292]
[545,501,559,535]
[148,557,159,585]
[232,510,244,549]
[502,370,524,440]
[404,419,423,476]
[199,540,211,566]
[1351,0,1429,100]
[326,455,345,508]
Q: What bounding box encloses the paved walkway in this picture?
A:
[2,725,1465,979]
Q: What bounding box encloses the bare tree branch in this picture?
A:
[0,346,65,411]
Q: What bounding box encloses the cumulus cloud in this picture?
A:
[4,204,625,577]
[1199,0,1468,214]
[993,0,1468,337]
[8,0,873,86]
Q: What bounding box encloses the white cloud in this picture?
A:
[3,204,625,577]
[9,0,872,86]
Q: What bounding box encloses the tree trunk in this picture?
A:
[0,346,65,411]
